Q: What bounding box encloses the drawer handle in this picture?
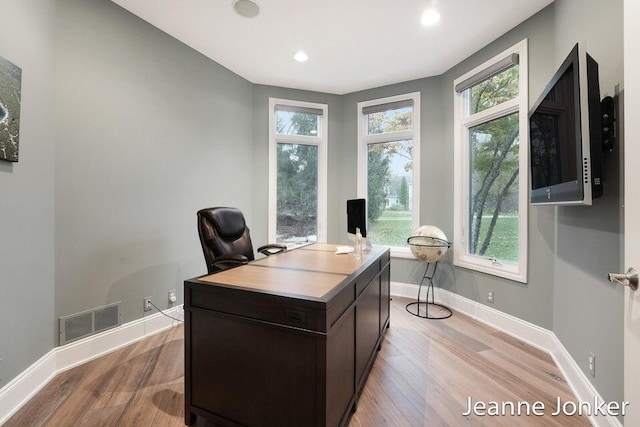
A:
[286,309,307,324]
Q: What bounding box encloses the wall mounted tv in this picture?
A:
[529,43,603,205]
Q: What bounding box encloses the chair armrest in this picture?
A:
[257,244,287,256]
[209,254,249,272]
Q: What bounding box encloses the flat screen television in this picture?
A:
[529,43,603,205]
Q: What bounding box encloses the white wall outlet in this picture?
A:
[487,290,495,304]
[168,289,177,304]
[144,297,152,312]
[588,352,596,377]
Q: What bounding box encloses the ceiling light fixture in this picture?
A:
[421,9,441,27]
[294,51,309,62]
[233,0,260,18]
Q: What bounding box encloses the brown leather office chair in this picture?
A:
[197,207,287,274]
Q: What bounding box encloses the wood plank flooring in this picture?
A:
[5,297,589,426]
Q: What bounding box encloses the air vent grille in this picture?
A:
[63,312,93,342]
[60,301,121,345]
[95,304,119,332]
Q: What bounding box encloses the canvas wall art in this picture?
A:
[0,54,22,162]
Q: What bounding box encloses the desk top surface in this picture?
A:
[195,244,387,300]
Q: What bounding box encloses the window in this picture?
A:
[269,99,328,246]
[357,92,420,257]
[453,40,528,283]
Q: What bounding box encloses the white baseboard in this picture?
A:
[0,350,57,427]
[0,306,183,425]
[391,282,622,427]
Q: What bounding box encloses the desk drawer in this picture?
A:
[355,262,380,296]
[326,282,355,328]
[187,286,325,332]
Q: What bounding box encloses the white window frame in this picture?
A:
[453,39,528,283]
[357,92,421,258]
[268,98,328,245]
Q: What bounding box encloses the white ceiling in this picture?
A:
[110,0,554,95]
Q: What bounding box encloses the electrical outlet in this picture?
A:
[588,352,596,377]
[144,297,152,312]
[168,289,177,304]
[0,357,3,382]
[487,290,495,304]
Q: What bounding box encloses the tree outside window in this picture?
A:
[453,40,528,283]
[468,66,520,262]
[358,93,420,253]
[269,100,327,246]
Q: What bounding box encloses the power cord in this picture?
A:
[147,300,184,322]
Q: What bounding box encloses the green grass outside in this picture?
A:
[377,210,411,218]
[369,210,519,263]
[369,210,413,247]
[473,215,518,262]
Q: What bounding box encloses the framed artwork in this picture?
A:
[0,54,22,162]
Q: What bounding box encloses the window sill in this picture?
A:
[454,255,527,284]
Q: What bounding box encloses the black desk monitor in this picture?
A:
[347,199,367,239]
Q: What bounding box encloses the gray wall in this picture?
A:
[551,0,624,408]
[54,0,255,326]
[0,0,56,388]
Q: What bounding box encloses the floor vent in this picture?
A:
[59,301,122,345]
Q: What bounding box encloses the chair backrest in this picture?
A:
[197,207,255,271]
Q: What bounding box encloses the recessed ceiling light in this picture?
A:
[421,9,441,27]
[233,0,260,18]
[294,51,309,62]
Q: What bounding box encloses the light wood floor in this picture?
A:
[5,297,589,426]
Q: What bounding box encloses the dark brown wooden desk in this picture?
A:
[184,243,391,427]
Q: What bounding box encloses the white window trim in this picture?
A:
[357,92,421,258]
[268,98,328,245]
[453,39,529,283]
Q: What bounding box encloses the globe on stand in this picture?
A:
[408,225,450,262]
[406,225,452,319]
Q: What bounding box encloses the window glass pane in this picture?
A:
[367,106,412,135]
[367,140,413,248]
[468,113,519,262]
[275,111,319,136]
[470,65,519,114]
[277,143,318,244]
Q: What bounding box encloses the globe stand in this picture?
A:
[406,235,452,320]
[405,262,452,319]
